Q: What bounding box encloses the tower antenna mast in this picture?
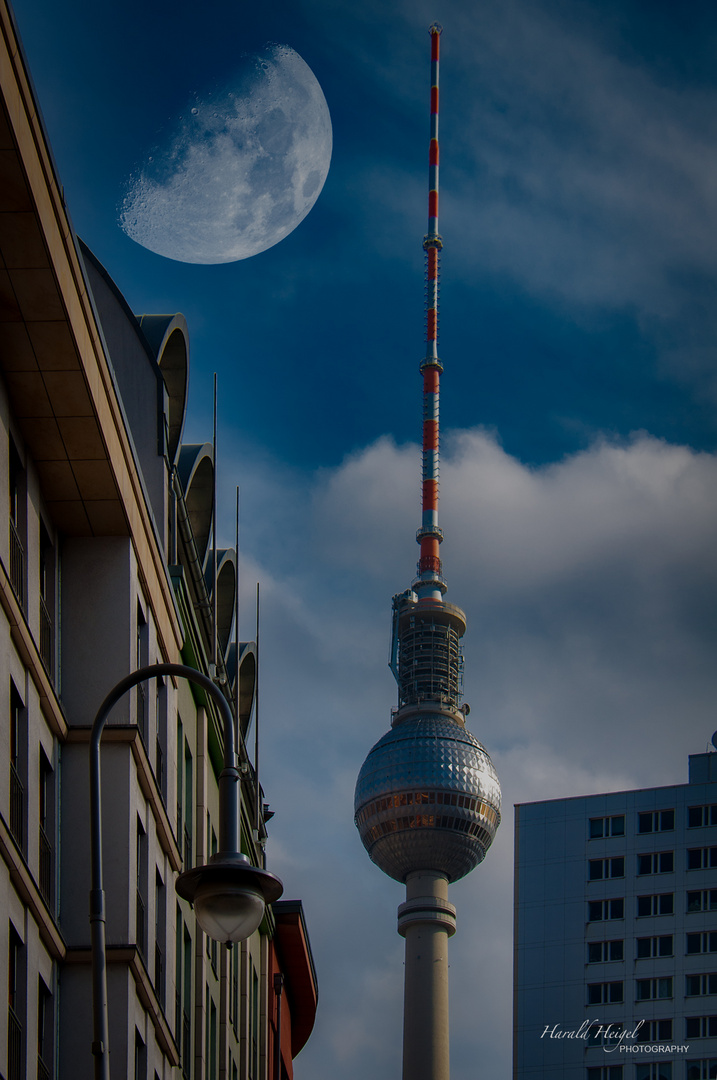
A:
[417,21,445,601]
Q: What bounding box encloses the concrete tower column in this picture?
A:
[397,870,457,1080]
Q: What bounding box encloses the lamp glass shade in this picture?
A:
[193,880,265,943]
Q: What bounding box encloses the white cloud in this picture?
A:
[224,426,717,1079]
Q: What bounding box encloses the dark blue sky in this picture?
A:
[12,0,717,473]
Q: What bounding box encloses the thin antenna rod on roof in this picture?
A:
[212,373,218,675]
[235,487,240,724]
[254,582,261,844]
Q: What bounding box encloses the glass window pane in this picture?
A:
[612,816,625,836]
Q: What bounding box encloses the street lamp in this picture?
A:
[89,662,282,1080]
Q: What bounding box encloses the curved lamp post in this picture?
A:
[89,662,282,1080]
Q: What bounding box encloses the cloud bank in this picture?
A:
[221,427,717,1080]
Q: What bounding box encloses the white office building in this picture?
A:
[514,751,717,1080]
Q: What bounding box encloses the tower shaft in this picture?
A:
[398,871,456,1080]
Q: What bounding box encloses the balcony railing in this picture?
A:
[39,826,53,906]
[8,1005,22,1080]
[39,595,53,677]
[37,1053,51,1080]
[9,518,24,608]
[136,890,145,958]
[9,763,24,849]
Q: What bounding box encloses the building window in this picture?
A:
[589,857,625,881]
[208,995,217,1080]
[688,848,717,871]
[39,521,54,677]
[134,1029,146,1080]
[636,1020,673,1043]
[8,924,24,1080]
[686,1017,717,1039]
[9,684,25,852]
[177,726,193,871]
[686,1060,717,1079]
[636,935,673,959]
[636,977,672,1001]
[635,1066,672,1080]
[250,963,259,1080]
[8,438,25,608]
[155,675,166,802]
[637,893,673,917]
[588,940,624,963]
[590,816,625,839]
[688,805,717,829]
[637,852,673,875]
[136,819,146,959]
[39,750,54,907]
[586,1066,623,1079]
[136,605,148,741]
[688,933,717,955]
[588,981,624,1005]
[230,944,239,1035]
[686,974,717,997]
[588,898,624,922]
[207,824,218,975]
[154,870,165,1004]
[175,910,192,1079]
[688,890,717,913]
[37,977,53,1080]
[638,810,674,833]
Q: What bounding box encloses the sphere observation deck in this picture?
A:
[354,715,501,883]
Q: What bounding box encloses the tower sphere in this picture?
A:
[354,715,501,884]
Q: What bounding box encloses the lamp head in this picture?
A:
[176,853,283,943]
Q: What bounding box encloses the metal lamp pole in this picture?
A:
[89,662,282,1080]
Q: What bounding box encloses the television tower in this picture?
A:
[354,25,501,1080]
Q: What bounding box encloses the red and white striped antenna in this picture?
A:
[415,22,446,601]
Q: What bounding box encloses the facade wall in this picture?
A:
[514,755,717,1080]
